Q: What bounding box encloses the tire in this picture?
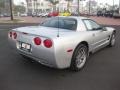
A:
[109,33,116,47]
[70,44,88,71]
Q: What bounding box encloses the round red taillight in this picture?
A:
[13,32,17,39]
[9,32,12,38]
[34,37,41,45]
[43,39,52,48]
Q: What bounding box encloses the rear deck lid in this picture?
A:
[13,26,75,38]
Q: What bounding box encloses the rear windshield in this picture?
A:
[41,17,77,30]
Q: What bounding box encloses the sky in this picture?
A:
[14,0,120,6]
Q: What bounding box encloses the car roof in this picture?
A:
[56,16,90,20]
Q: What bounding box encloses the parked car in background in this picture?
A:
[37,13,42,17]
[48,11,59,17]
[27,13,32,16]
[20,13,27,17]
[32,12,49,17]
[3,13,10,17]
[0,14,4,17]
[113,9,120,18]
[71,12,78,16]
[36,12,49,17]
[41,12,49,17]
[104,11,110,17]
[8,16,116,71]
[97,11,103,16]
[32,13,37,17]
[108,11,114,17]
[113,12,120,18]
[104,11,113,17]
[59,12,71,16]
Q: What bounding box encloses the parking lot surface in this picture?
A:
[0,16,120,25]
[0,24,120,90]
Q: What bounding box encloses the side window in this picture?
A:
[83,19,101,31]
[83,20,92,30]
[42,19,64,28]
[54,20,64,28]
[63,19,77,30]
[89,20,100,30]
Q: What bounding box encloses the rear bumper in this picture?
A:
[8,38,71,69]
[8,38,58,68]
[19,50,57,68]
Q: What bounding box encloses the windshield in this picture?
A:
[41,17,77,30]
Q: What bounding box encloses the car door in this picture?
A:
[83,19,110,50]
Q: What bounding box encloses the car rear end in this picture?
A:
[8,17,80,69]
[8,30,60,68]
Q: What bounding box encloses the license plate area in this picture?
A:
[19,42,31,52]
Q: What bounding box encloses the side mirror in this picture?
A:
[98,26,107,31]
[102,26,107,31]
[92,26,103,30]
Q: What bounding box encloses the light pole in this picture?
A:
[81,0,83,13]
[89,0,91,15]
[78,0,80,15]
[119,0,120,14]
[34,0,37,13]
[81,0,85,14]
[10,0,13,20]
[113,0,114,11]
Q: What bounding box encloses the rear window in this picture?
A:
[41,17,77,30]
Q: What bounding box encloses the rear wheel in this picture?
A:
[70,44,88,71]
[109,33,116,47]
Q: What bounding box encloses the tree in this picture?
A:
[77,0,85,15]
[46,0,59,11]
[78,0,80,14]
[0,0,4,9]
[10,0,13,20]
[65,0,73,12]
[26,0,28,11]
[33,0,37,13]
[86,0,97,14]
[0,0,5,14]
[119,0,120,14]
[14,5,26,14]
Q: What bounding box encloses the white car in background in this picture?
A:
[20,13,27,17]
[37,12,49,17]
[37,13,43,17]
[41,12,49,17]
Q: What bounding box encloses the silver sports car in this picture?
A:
[8,16,116,71]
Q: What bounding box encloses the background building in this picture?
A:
[57,0,80,13]
[0,0,10,15]
[26,0,51,15]
[26,0,81,14]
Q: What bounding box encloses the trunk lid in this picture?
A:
[13,26,75,38]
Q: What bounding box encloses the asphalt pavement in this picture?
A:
[0,24,120,90]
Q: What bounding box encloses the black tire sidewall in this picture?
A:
[70,44,88,71]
